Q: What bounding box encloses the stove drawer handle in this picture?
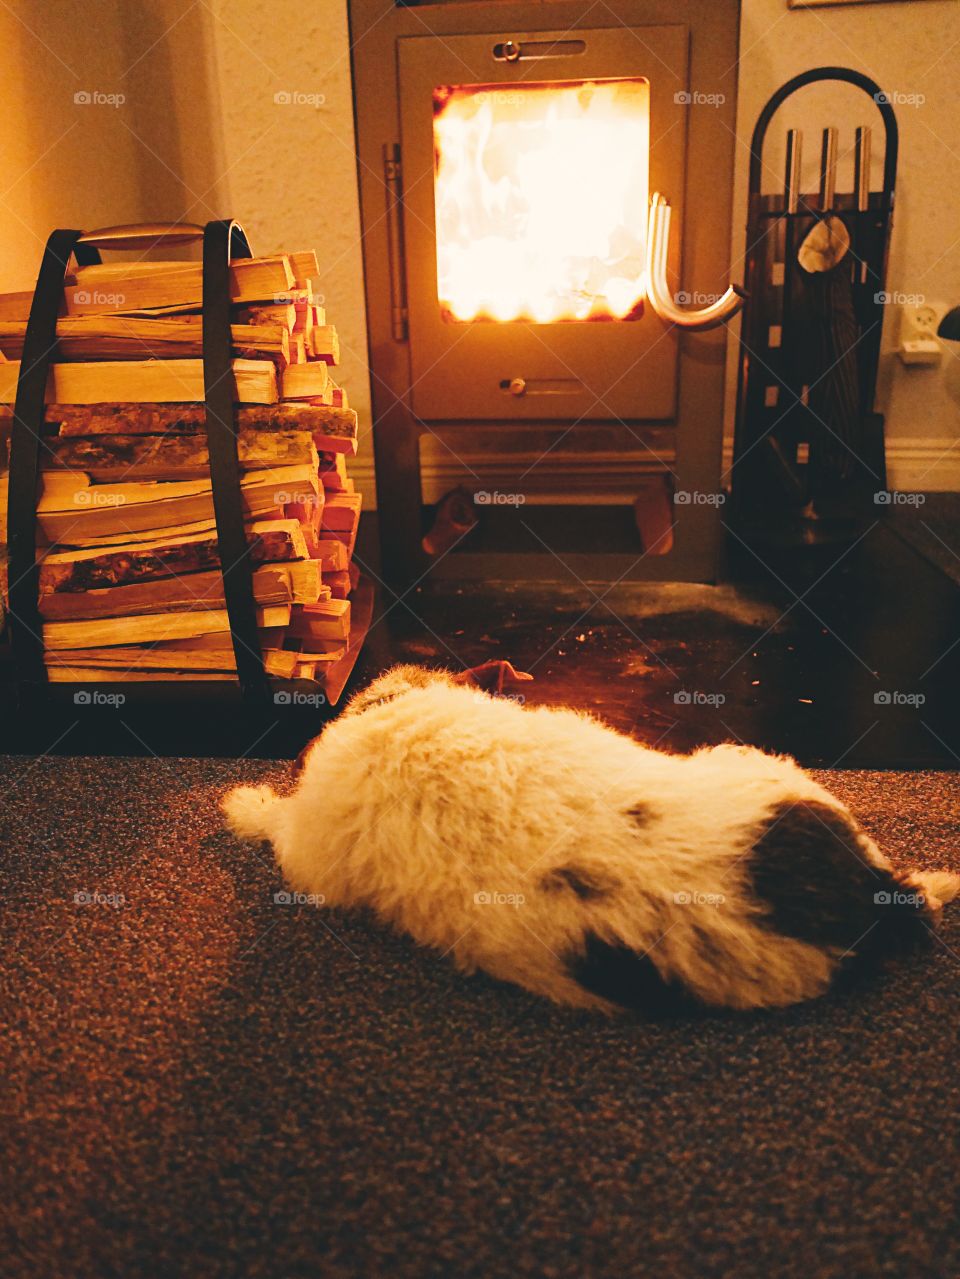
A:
[645,193,746,330]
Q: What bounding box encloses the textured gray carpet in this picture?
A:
[2,758,959,1279]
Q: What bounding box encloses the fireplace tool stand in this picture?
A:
[731,67,898,548]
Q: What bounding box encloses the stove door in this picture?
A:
[398,24,688,423]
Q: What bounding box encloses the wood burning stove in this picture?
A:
[349,0,742,586]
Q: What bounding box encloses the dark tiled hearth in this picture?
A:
[1,516,958,768]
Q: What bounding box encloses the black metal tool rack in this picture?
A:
[731,67,899,546]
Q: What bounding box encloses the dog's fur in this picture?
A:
[223,665,959,1014]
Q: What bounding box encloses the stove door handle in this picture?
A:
[645,193,746,330]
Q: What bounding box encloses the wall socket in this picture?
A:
[898,301,948,366]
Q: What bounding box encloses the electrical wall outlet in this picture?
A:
[900,302,948,344]
[898,301,948,366]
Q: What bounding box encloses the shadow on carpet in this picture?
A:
[1,758,958,1279]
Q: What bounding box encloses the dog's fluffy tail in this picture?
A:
[222,784,281,842]
[906,868,960,908]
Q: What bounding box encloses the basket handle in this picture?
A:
[76,221,206,251]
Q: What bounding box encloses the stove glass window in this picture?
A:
[433,78,650,323]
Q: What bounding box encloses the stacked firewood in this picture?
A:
[0,249,368,696]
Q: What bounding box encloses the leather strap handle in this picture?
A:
[202,219,270,703]
[7,230,101,690]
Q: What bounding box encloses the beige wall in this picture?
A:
[1,0,957,497]
[0,0,373,493]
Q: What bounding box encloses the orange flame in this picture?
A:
[433,79,649,324]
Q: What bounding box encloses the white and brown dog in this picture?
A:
[223,663,958,1015]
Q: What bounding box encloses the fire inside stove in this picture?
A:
[433,78,650,324]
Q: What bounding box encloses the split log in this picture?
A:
[38,560,323,621]
[322,569,352,599]
[44,668,264,682]
[288,251,320,287]
[43,402,358,451]
[57,256,295,316]
[281,362,329,400]
[318,452,349,491]
[309,325,340,364]
[321,492,362,532]
[0,358,279,406]
[43,603,291,651]
[45,645,299,678]
[290,598,351,644]
[0,465,320,543]
[243,303,297,331]
[34,519,308,594]
[0,317,290,364]
[312,539,349,572]
[43,428,316,481]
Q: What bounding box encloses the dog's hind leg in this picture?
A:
[223,784,282,843]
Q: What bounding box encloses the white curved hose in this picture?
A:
[645,193,746,330]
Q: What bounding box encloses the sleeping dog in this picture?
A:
[223,663,958,1014]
